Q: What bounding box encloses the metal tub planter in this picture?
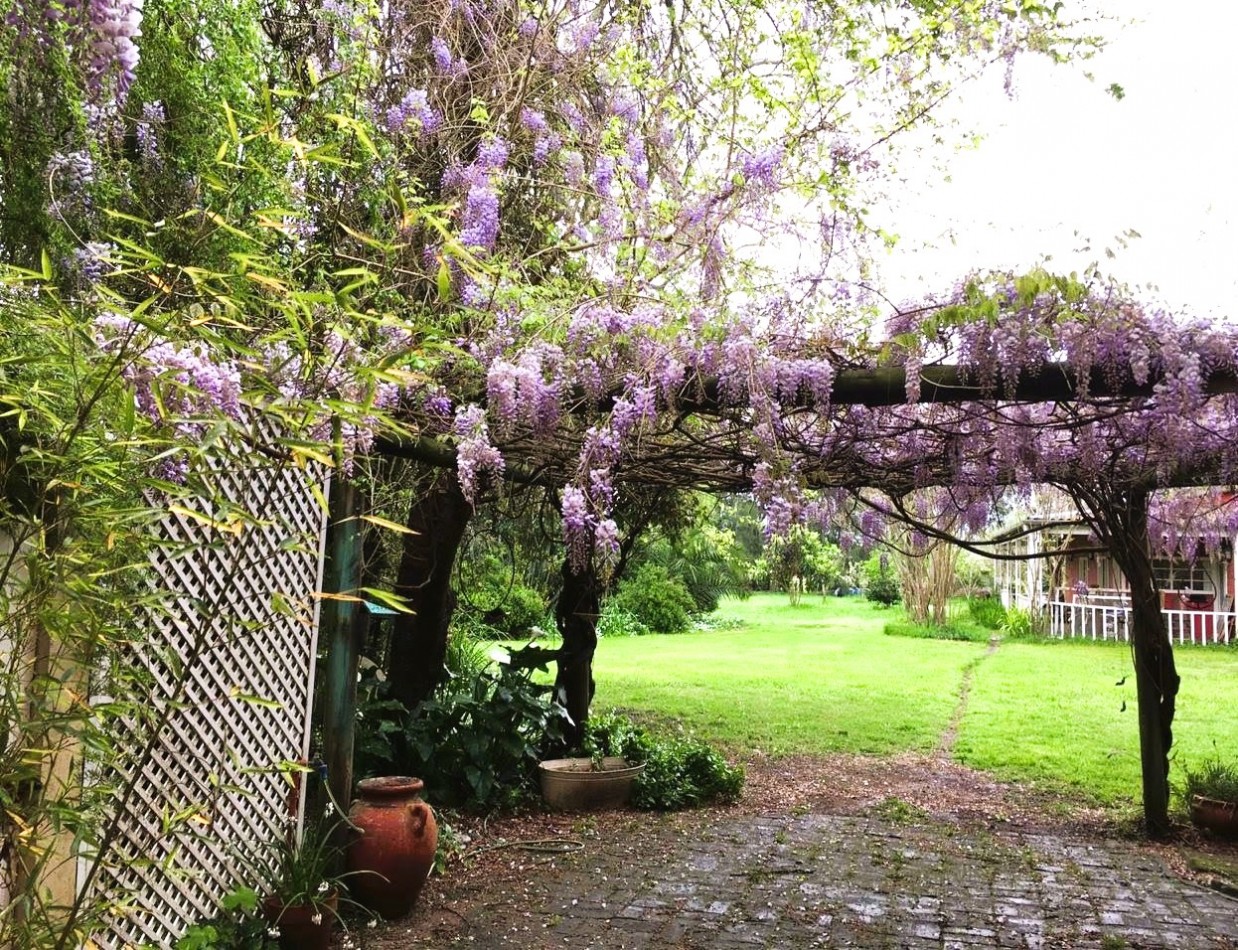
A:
[538,757,645,810]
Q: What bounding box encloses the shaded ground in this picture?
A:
[336,753,1238,949]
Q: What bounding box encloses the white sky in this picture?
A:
[878,0,1238,319]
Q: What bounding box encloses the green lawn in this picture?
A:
[587,592,1238,809]
[954,638,1238,805]
[593,594,988,756]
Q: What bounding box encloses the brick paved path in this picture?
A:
[370,808,1237,949]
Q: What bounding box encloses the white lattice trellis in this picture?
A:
[85,450,329,949]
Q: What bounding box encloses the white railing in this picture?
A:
[1048,600,1233,645]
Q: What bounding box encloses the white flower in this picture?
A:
[311,912,323,925]
[316,880,330,894]
[367,918,378,929]
[267,927,280,938]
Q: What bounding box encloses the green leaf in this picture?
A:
[221,886,259,912]
[228,688,282,710]
[222,101,239,143]
[359,586,415,614]
[360,514,419,535]
[437,260,452,301]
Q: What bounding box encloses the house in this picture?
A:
[989,492,1236,645]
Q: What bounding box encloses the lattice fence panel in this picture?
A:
[85,445,329,949]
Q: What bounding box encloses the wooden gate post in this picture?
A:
[320,479,365,817]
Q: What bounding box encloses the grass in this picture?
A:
[953,639,1238,806]
[593,594,987,756]
[883,615,993,642]
[587,592,1238,810]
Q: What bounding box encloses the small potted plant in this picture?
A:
[1182,757,1238,839]
[259,814,345,950]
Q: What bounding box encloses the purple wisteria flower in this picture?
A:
[569,19,599,54]
[46,149,95,221]
[425,392,453,417]
[92,310,137,349]
[624,132,648,190]
[135,100,166,168]
[459,183,500,250]
[519,107,549,133]
[610,94,639,125]
[460,278,490,308]
[904,353,923,403]
[430,36,453,72]
[475,136,510,171]
[127,338,244,438]
[47,149,94,188]
[562,151,585,187]
[83,0,145,106]
[532,134,561,166]
[594,518,620,564]
[71,240,115,287]
[741,146,783,189]
[560,103,587,136]
[454,405,504,503]
[560,485,593,570]
[597,201,622,240]
[592,155,615,193]
[384,89,441,136]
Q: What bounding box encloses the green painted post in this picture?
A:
[320,479,364,818]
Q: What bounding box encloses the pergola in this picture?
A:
[318,359,1238,837]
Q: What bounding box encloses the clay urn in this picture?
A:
[346,776,438,919]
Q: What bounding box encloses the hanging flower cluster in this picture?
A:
[8,0,145,108]
[7,0,1132,561]
[91,311,415,480]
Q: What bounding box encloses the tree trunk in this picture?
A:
[553,557,600,749]
[894,533,958,626]
[1100,489,1180,837]
[387,474,472,711]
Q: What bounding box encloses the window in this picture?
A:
[1150,559,1211,593]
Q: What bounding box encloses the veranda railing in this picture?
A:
[1048,599,1233,645]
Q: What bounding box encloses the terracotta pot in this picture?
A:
[262,890,336,950]
[346,776,438,919]
[1190,794,1238,839]
[538,757,645,811]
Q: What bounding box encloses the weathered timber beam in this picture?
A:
[678,363,1238,411]
[373,434,552,486]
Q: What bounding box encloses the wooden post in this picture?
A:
[320,479,365,817]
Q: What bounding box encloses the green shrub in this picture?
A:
[396,659,569,808]
[1000,607,1042,639]
[583,711,744,810]
[883,618,991,643]
[597,604,651,637]
[679,570,723,615]
[967,595,1007,629]
[1181,757,1238,804]
[503,584,551,633]
[458,582,550,637]
[174,887,269,950]
[865,571,901,607]
[610,564,697,634]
